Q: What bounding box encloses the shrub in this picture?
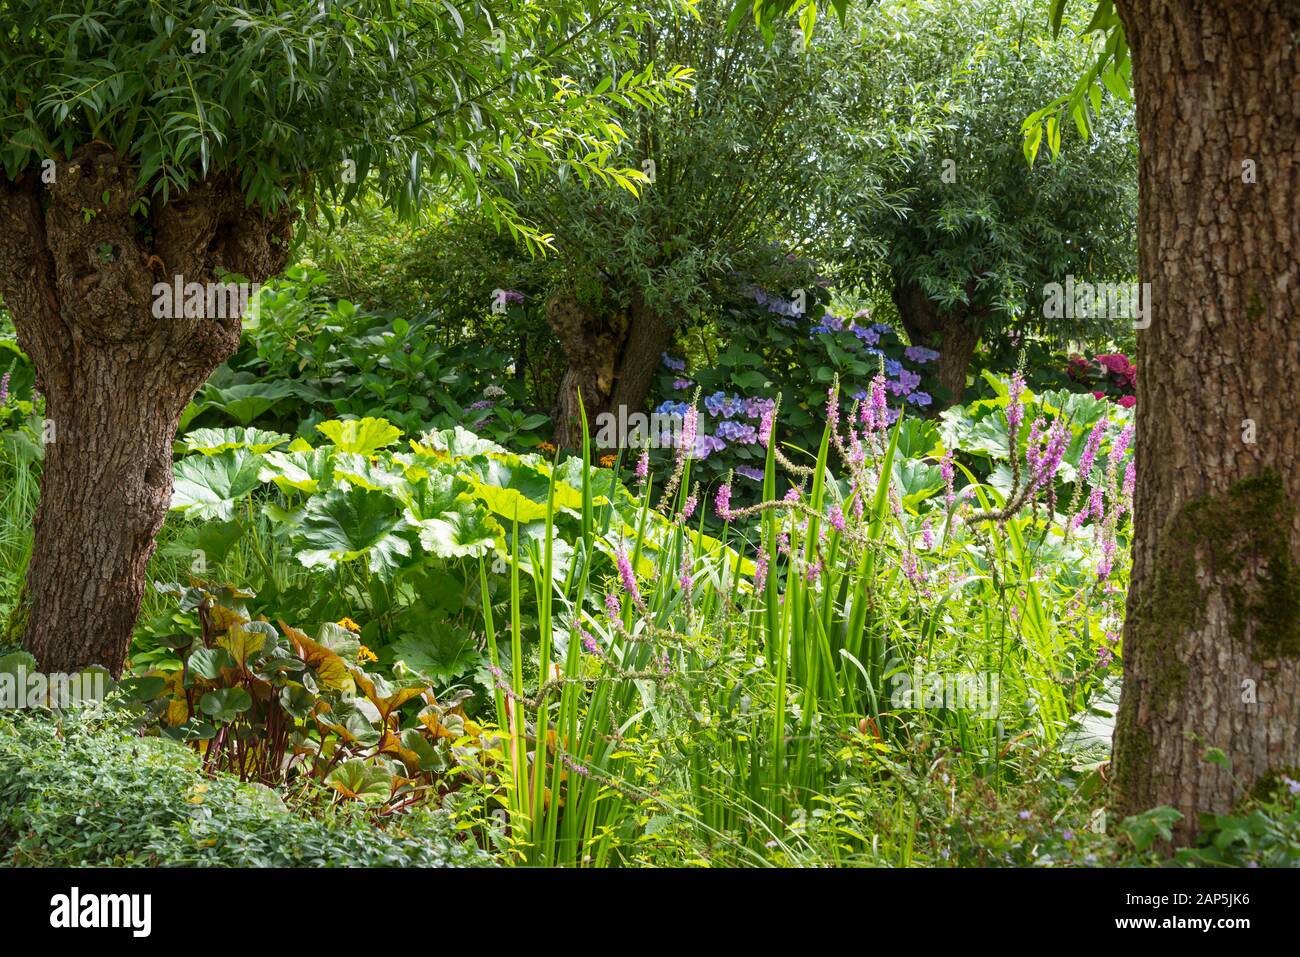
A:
[649,283,942,506]
[183,266,546,447]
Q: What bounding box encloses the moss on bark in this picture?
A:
[1133,471,1300,706]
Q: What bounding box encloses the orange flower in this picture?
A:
[599,453,617,468]
[337,616,361,633]
[537,441,557,454]
[357,645,378,664]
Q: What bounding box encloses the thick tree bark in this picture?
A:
[547,291,673,449]
[1111,0,1300,843]
[0,144,291,675]
[892,277,982,409]
[609,301,674,420]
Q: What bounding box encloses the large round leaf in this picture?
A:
[172,450,265,520]
[391,629,481,680]
[181,427,289,455]
[198,381,296,426]
[459,454,583,522]
[294,486,411,575]
[258,447,336,494]
[324,759,392,803]
[332,451,405,491]
[410,500,504,559]
[414,425,503,458]
[316,417,402,455]
[199,687,253,722]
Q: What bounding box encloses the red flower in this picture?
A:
[1117,395,1137,408]
[1096,353,1137,387]
[1066,354,1092,381]
[1092,391,1107,400]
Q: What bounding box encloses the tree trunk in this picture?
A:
[1111,0,1300,843]
[892,277,981,409]
[609,300,674,420]
[0,144,291,675]
[22,352,186,672]
[547,291,673,449]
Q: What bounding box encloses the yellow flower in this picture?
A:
[537,441,557,455]
[337,616,361,633]
[357,644,378,664]
[599,453,617,468]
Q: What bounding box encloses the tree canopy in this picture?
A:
[0,0,694,246]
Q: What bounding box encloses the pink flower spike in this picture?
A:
[715,481,733,521]
[1007,372,1025,431]
[616,551,646,611]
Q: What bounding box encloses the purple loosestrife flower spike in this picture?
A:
[1078,420,1106,483]
[827,505,846,532]
[714,479,733,521]
[1007,372,1025,431]
[901,550,926,584]
[580,629,606,660]
[825,380,841,439]
[1026,417,1044,474]
[940,451,955,507]
[1110,423,1135,464]
[635,449,649,483]
[1033,419,1070,489]
[680,405,698,459]
[1089,483,1105,522]
[616,551,646,610]
[848,426,865,469]
[759,402,776,448]
[870,375,888,431]
[1098,535,1117,580]
[0,372,9,409]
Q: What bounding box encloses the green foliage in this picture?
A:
[187,266,550,445]
[0,0,1231,872]
[473,0,923,333]
[1024,0,1131,161]
[151,414,721,704]
[2,0,693,241]
[843,0,1137,348]
[650,285,945,501]
[128,577,516,817]
[437,377,1137,865]
[0,709,486,866]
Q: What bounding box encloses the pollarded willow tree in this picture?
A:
[1027,0,1300,843]
[840,0,1137,408]
[501,0,923,447]
[0,0,692,674]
